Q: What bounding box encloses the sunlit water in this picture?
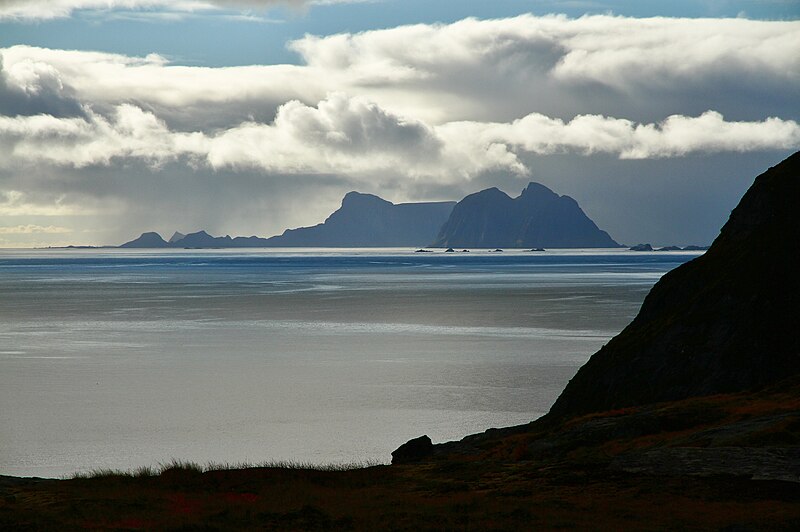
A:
[0,248,700,478]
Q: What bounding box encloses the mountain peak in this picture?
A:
[341,191,392,207]
[472,187,508,198]
[521,181,556,196]
[432,183,619,248]
[120,232,169,248]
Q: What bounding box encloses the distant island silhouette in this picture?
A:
[433,182,620,248]
[119,183,624,249]
[266,192,456,247]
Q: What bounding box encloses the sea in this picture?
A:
[0,248,701,478]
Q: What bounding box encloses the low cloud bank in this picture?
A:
[1,94,797,181]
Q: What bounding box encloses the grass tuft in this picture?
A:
[157,458,204,473]
[70,457,384,479]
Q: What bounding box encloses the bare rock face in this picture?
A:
[432,182,619,248]
[548,151,800,420]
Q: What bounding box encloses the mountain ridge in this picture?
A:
[266,192,455,247]
[118,183,630,250]
[120,192,456,248]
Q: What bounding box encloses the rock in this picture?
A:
[445,248,455,252]
[629,243,653,251]
[391,435,433,464]
[656,245,682,251]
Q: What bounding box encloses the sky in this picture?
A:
[0,1,798,247]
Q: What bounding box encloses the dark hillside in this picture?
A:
[548,151,800,419]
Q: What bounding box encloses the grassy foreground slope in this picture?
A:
[2,380,799,529]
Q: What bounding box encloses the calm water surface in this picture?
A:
[0,248,700,477]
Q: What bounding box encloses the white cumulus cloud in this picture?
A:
[2,14,798,129]
[1,94,797,181]
[288,14,800,122]
[440,111,800,161]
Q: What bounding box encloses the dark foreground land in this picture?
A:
[3,378,799,530]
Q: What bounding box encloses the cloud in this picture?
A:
[0,190,92,215]
[0,224,71,234]
[0,95,448,176]
[444,111,800,161]
[1,94,797,182]
[2,13,797,130]
[204,94,445,176]
[0,46,325,130]
[288,14,800,122]
[0,55,85,117]
[0,0,362,20]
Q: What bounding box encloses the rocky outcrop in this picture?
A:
[548,151,800,420]
[432,182,619,248]
[391,435,433,464]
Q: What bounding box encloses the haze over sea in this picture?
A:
[0,248,700,478]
